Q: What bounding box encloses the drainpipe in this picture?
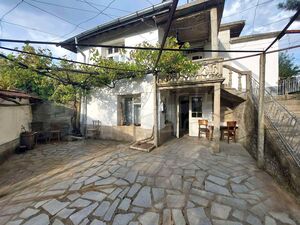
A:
[75,37,88,137]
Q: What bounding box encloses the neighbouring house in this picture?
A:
[61,0,279,150]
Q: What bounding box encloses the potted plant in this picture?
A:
[20,126,35,150]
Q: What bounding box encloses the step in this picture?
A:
[274,94,300,101]
[277,99,300,105]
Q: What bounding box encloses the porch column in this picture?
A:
[153,74,159,147]
[210,7,218,58]
[213,82,221,153]
[258,53,266,168]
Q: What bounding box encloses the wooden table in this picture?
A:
[208,122,238,140]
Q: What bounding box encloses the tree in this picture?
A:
[279,52,300,79]
[278,0,300,11]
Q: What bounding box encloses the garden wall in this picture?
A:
[0,98,32,164]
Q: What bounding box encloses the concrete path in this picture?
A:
[0,137,299,225]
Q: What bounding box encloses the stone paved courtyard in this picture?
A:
[0,137,299,225]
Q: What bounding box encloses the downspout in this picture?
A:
[75,37,87,137]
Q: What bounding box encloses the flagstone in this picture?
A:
[138,212,159,225]
[104,199,120,222]
[132,186,152,208]
[23,214,49,225]
[82,191,106,202]
[93,201,110,217]
[70,202,98,225]
[19,208,40,219]
[42,199,69,215]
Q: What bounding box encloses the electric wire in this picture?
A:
[0,38,265,53]
[0,45,147,72]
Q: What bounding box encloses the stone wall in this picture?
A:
[31,102,74,137]
[233,96,300,195]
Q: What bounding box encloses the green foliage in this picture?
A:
[279,52,300,79]
[278,0,300,10]
[0,37,199,103]
[129,37,200,75]
[0,45,55,100]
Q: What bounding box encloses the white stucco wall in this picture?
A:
[77,29,159,63]
[86,74,154,129]
[218,31,279,90]
[0,99,32,145]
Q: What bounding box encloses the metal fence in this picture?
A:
[278,76,300,95]
[251,77,300,166]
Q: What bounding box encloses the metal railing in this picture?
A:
[250,77,300,165]
[278,76,300,95]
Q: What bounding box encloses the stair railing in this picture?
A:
[250,77,300,165]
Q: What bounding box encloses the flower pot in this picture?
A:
[20,132,35,150]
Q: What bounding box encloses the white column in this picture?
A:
[213,82,221,153]
[210,7,218,58]
[258,53,266,168]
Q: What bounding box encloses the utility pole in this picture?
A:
[257,53,266,168]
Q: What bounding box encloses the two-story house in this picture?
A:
[62,0,279,150]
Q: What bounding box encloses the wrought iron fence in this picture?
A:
[278,75,300,95]
[251,77,300,165]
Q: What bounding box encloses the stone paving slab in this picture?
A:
[0,138,299,225]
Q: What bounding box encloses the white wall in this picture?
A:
[218,31,279,90]
[0,99,32,145]
[86,74,154,129]
[77,29,159,63]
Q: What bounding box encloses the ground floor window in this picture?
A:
[191,96,202,117]
[120,95,141,126]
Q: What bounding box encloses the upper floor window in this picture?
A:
[107,47,119,55]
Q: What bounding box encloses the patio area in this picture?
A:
[0,137,299,225]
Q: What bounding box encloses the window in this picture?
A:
[191,97,202,117]
[108,47,113,55]
[107,47,119,55]
[122,95,141,126]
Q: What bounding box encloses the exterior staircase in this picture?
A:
[275,94,300,118]
[250,77,300,166]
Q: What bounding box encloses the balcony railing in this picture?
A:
[278,75,300,95]
[157,57,223,86]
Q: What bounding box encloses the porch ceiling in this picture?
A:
[168,11,211,44]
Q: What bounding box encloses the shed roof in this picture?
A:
[0,89,41,100]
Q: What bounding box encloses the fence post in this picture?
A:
[258,53,266,169]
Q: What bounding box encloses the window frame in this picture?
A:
[121,95,141,126]
[191,96,203,118]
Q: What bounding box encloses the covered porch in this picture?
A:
[155,60,247,152]
[157,81,224,152]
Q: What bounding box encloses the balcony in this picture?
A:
[157,57,224,88]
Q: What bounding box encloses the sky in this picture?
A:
[0,0,299,64]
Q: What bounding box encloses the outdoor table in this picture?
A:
[208,122,238,140]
